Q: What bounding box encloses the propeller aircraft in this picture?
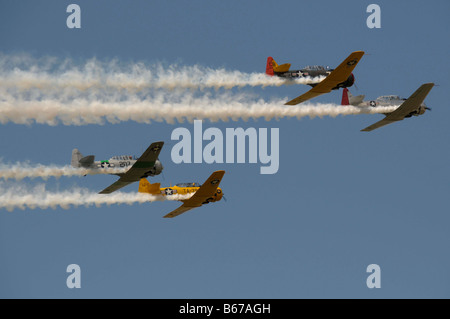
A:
[266,51,365,105]
[341,83,434,132]
[71,141,164,194]
[138,170,225,218]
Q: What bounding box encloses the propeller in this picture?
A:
[352,73,359,91]
[222,195,227,202]
[425,107,432,111]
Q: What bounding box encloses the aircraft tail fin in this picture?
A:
[342,88,365,106]
[138,178,161,195]
[266,57,274,76]
[71,149,95,168]
[341,88,350,105]
[266,57,291,75]
[71,149,83,168]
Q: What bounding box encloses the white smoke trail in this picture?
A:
[0,182,192,212]
[0,163,128,181]
[0,54,323,91]
[0,91,398,126]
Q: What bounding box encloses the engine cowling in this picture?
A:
[146,159,163,176]
[417,106,428,115]
[337,73,355,89]
[214,188,224,202]
[202,188,223,204]
[406,106,429,118]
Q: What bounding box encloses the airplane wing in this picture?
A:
[285,51,365,105]
[163,170,225,218]
[361,83,434,132]
[99,141,164,194]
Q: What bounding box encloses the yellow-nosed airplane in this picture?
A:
[279,51,365,105]
[138,170,225,218]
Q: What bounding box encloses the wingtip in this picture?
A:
[284,100,300,106]
[211,170,226,180]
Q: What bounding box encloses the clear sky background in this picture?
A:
[0,0,449,298]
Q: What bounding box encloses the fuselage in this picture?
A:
[352,95,428,117]
[275,68,355,90]
[160,183,223,203]
[267,56,356,90]
[95,157,163,176]
[274,66,333,79]
[89,155,138,169]
[71,150,163,177]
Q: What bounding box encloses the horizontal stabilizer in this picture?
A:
[138,178,161,195]
[273,63,291,73]
[349,93,365,106]
[345,88,365,105]
[79,155,95,167]
[71,148,94,168]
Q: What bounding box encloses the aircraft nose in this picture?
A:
[421,102,431,112]
[216,188,223,201]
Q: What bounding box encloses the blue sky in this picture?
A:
[0,0,449,298]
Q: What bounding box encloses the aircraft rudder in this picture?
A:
[266,57,274,76]
[138,178,161,194]
[138,178,150,193]
[342,88,366,106]
[71,149,83,168]
[341,88,350,105]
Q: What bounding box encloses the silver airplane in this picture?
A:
[341,83,434,131]
[71,141,164,194]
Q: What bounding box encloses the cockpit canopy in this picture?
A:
[303,65,331,71]
[379,95,400,101]
[175,182,201,187]
[111,155,137,160]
